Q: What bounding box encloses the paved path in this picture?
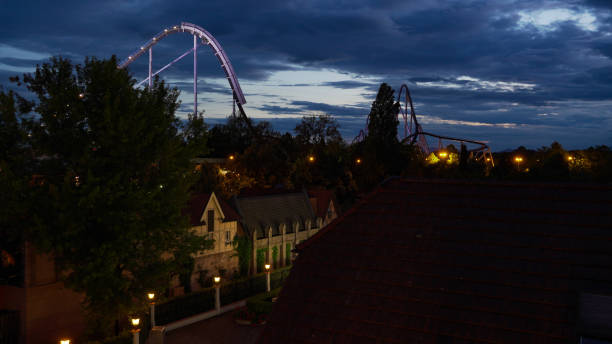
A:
[164,308,264,344]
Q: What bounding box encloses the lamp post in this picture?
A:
[214,276,221,313]
[264,264,271,292]
[130,317,140,344]
[147,292,155,327]
[514,156,523,170]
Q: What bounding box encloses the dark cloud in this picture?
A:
[320,80,376,89]
[1,0,611,149]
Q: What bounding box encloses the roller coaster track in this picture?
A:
[354,84,494,166]
[397,84,494,166]
[118,22,247,120]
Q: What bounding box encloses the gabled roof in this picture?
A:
[308,189,338,218]
[185,192,240,226]
[233,190,316,233]
[258,178,612,343]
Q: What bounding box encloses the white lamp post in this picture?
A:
[131,317,140,344]
[147,292,155,327]
[214,276,221,313]
[264,264,271,292]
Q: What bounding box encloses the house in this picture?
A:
[232,190,323,273]
[258,178,612,343]
[180,192,241,293]
[308,189,340,228]
[0,243,85,344]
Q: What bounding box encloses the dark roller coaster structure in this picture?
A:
[355,84,494,166]
[118,22,247,120]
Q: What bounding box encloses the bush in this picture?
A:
[246,288,282,315]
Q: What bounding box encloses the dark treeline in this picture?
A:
[195,83,612,211]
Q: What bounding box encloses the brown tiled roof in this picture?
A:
[185,193,240,225]
[308,189,337,218]
[258,178,612,343]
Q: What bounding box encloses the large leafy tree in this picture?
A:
[357,83,401,189]
[366,83,399,149]
[294,114,342,146]
[15,56,210,334]
[0,89,33,286]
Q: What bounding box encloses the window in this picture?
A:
[207,210,214,232]
[225,231,231,245]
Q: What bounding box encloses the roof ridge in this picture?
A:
[391,177,612,191]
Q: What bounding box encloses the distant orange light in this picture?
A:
[514,156,523,162]
[355,158,362,164]
[567,156,574,161]
[438,151,448,159]
[308,155,315,163]
[228,155,235,160]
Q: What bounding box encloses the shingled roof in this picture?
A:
[233,190,316,234]
[258,178,612,343]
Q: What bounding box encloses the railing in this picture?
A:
[155,266,291,326]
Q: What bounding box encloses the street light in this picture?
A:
[60,340,70,344]
[228,154,235,161]
[265,264,271,292]
[355,158,362,165]
[438,151,448,160]
[147,292,156,327]
[308,155,315,163]
[514,156,523,170]
[214,276,221,313]
[130,317,140,344]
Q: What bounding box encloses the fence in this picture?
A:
[155,266,291,326]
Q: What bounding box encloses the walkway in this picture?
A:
[164,308,264,344]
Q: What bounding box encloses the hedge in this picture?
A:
[155,266,292,325]
[246,287,282,315]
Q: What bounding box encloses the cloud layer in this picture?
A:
[1,0,611,150]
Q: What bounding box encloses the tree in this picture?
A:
[16,56,210,336]
[0,89,33,286]
[357,83,401,189]
[366,83,399,148]
[294,114,341,146]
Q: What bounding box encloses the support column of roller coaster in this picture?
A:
[117,22,248,119]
